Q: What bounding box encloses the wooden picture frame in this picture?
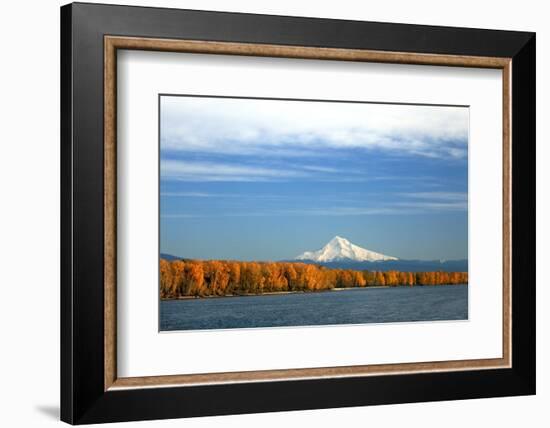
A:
[61,2,535,424]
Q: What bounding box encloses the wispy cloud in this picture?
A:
[161,213,200,219]
[161,160,311,182]
[160,158,447,184]
[161,191,225,198]
[392,201,468,211]
[160,158,372,182]
[161,191,293,200]
[400,191,468,201]
[161,96,468,160]
[161,197,467,219]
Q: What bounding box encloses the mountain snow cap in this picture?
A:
[295,236,398,262]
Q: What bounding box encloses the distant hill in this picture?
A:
[296,259,468,273]
[293,236,466,272]
[161,245,467,272]
[160,253,182,261]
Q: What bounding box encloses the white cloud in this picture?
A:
[161,159,310,182]
[160,158,376,182]
[160,96,468,159]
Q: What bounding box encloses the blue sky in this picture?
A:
[160,95,468,261]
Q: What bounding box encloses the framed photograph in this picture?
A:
[61,2,535,424]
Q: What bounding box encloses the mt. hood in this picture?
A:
[295,236,398,263]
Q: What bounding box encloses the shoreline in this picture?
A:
[161,284,467,301]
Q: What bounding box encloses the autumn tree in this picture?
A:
[159,259,172,298]
[185,262,205,296]
[159,259,468,298]
[375,271,386,286]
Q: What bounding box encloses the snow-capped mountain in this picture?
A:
[295,236,398,263]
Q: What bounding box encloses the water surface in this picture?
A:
[160,285,468,331]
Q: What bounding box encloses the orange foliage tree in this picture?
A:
[159,259,468,298]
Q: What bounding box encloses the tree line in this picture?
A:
[160,259,468,298]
